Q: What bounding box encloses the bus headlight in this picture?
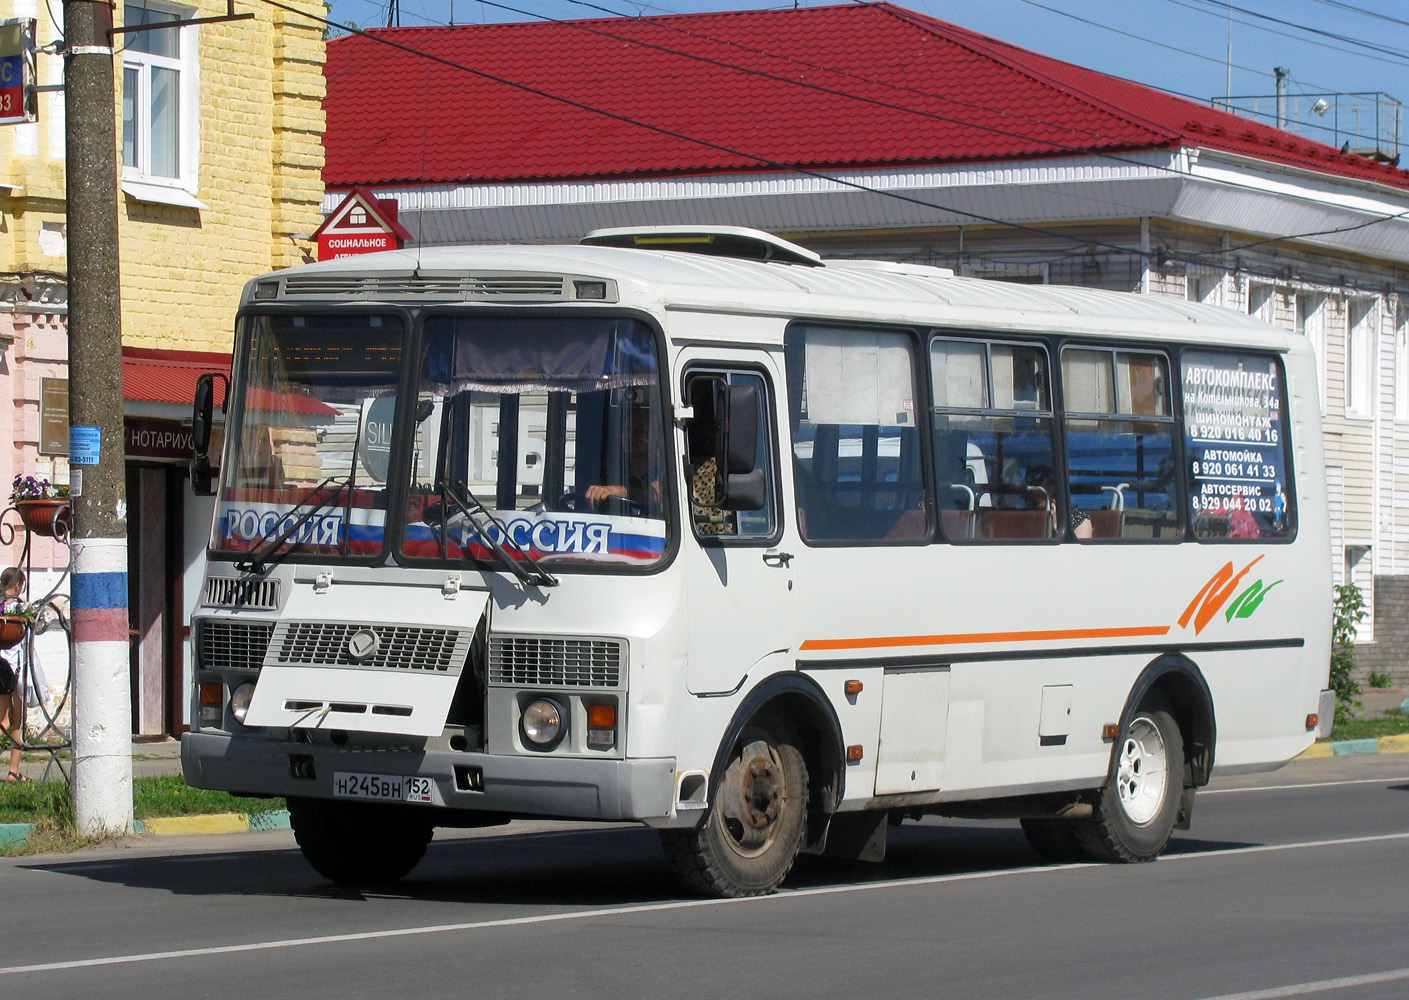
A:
[230,682,256,725]
[521,698,565,749]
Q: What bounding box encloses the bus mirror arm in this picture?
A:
[190,454,218,496]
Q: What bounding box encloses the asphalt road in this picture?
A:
[2,754,1406,1000]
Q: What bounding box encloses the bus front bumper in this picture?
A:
[181,732,678,823]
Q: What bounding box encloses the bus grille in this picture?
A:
[271,622,466,672]
[488,636,623,688]
[203,577,280,611]
[279,274,567,301]
[199,620,275,672]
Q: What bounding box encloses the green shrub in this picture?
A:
[1330,583,1368,724]
[1367,671,1393,689]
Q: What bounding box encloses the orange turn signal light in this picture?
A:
[844,680,864,696]
[587,703,617,729]
[1101,723,1120,740]
[1306,713,1319,730]
[199,682,223,706]
[846,745,864,762]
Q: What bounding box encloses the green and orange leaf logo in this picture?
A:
[1178,556,1283,635]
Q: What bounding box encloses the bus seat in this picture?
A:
[940,509,976,541]
[1086,509,1124,539]
[977,510,1051,539]
[883,509,929,541]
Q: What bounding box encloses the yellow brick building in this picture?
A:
[0,0,326,736]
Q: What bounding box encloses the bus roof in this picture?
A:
[247,239,1296,351]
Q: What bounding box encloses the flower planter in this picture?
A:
[0,615,28,650]
[15,499,70,537]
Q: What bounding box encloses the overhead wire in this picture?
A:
[299,0,1409,269]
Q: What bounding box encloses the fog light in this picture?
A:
[229,682,256,725]
[522,698,565,749]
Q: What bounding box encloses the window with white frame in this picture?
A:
[1346,299,1376,418]
[1186,271,1224,306]
[1397,303,1409,421]
[1296,293,1328,414]
[1247,282,1276,323]
[122,2,197,190]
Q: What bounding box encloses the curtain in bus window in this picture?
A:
[1061,349,1180,541]
[931,338,1055,542]
[786,325,927,542]
[1181,351,1294,540]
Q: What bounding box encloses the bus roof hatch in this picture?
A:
[581,226,825,267]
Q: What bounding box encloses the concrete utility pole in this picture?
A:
[63,0,133,835]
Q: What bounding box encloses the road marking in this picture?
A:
[1193,966,1409,999]
[1204,776,1409,795]
[3,830,1407,977]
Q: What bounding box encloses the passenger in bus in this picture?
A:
[1028,467,1093,540]
[685,405,735,536]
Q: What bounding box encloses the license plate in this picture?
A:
[332,771,442,806]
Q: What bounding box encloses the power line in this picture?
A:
[1185,0,1409,66]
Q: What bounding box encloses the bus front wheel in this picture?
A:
[288,797,434,885]
[661,717,809,898]
[1074,699,1184,862]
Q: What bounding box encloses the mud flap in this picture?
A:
[819,810,888,862]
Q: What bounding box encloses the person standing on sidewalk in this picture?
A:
[1,567,30,781]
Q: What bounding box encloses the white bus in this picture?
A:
[185,227,1333,897]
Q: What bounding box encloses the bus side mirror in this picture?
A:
[190,454,218,496]
[191,372,226,496]
[690,378,766,512]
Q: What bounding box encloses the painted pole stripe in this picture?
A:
[799,624,1173,652]
[70,608,130,643]
[71,571,129,610]
[70,537,129,574]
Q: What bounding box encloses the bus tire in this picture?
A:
[1073,699,1183,863]
[1019,817,1085,863]
[660,717,809,898]
[288,796,434,885]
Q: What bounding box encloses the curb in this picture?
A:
[136,809,291,837]
[1297,733,1409,759]
[0,823,35,849]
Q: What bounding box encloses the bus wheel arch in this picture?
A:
[1073,655,1216,862]
[1120,654,1217,792]
[661,673,844,897]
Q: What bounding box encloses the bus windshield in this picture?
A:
[401,315,670,569]
[212,313,404,561]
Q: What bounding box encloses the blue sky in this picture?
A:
[322,0,1409,150]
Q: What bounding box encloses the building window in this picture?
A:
[1296,293,1327,414]
[1396,303,1409,421]
[122,3,197,189]
[1346,299,1376,418]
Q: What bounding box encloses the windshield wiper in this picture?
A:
[235,475,352,574]
[440,479,559,589]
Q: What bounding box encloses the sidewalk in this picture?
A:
[13,736,185,782]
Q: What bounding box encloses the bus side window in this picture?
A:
[1061,348,1181,542]
[931,337,1056,541]
[685,370,777,540]
[784,326,928,543]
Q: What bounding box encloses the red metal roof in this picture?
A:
[122,347,230,406]
[323,2,1409,192]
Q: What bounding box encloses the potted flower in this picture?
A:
[9,475,71,537]
[0,601,39,650]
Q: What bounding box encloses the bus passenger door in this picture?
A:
[681,363,794,695]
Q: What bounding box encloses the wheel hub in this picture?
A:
[1116,716,1169,826]
[741,755,781,829]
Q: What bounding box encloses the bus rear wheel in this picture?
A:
[661,718,809,898]
[1073,699,1184,863]
[288,797,434,885]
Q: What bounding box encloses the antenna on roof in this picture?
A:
[386,0,399,28]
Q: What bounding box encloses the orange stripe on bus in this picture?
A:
[798,625,1173,652]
